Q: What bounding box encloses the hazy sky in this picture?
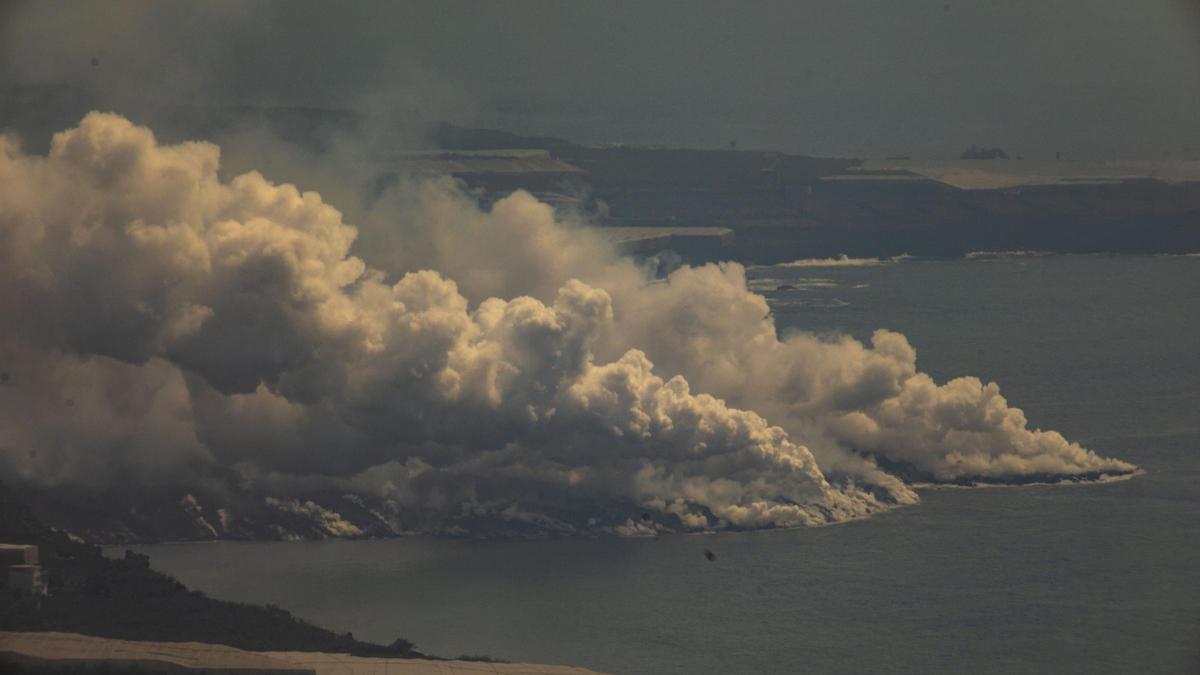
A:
[2,0,1199,158]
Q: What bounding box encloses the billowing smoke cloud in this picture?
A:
[0,114,1134,535]
[362,179,1134,489]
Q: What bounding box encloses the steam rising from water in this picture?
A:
[0,114,1135,534]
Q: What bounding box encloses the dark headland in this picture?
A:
[0,483,424,658]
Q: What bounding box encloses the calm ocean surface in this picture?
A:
[123,255,1200,674]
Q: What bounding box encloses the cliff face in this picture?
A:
[434,122,1200,262]
[592,178,1200,262]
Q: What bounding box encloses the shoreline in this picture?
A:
[102,469,1143,548]
[0,631,607,675]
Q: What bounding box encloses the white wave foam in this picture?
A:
[749,277,840,292]
[771,253,913,268]
[964,250,1053,260]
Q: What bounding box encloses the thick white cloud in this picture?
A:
[0,114,1134,535]
[585,265,1135,486]
[356,149,1133,492]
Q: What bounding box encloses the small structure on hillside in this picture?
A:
[7,565,46,596]
[0,543,37,566]
[0,543,47,596]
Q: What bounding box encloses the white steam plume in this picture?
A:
[363,177,1134,488]
[0,114,1134,535]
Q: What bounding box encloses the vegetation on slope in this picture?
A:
[0,483,420,658]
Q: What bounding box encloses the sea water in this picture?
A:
[123,255,1200,675]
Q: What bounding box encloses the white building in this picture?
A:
[0,543,38,566]
[7,564,47,596]
[0,544,47,596]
